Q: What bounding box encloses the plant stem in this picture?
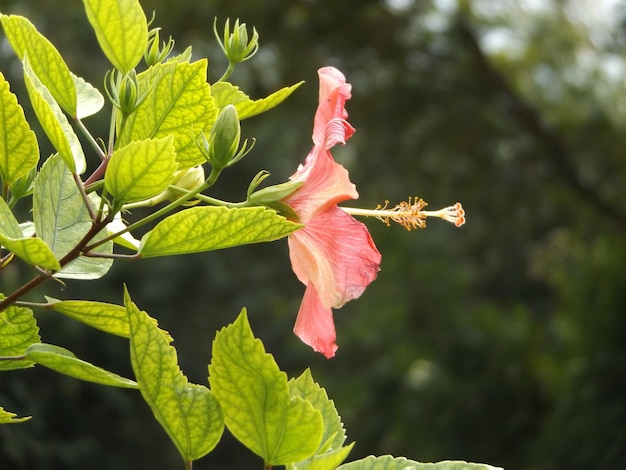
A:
[75,118,106,161]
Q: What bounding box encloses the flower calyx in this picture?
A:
[214,18,259,66]
[105,69,148,116]
[144,26,175,66]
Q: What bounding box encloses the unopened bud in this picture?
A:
[214,18,259,65]
[144,27,175,66]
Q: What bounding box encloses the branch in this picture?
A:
[455,16,626,229]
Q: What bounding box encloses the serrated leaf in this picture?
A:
[211,81,304,119]
[33,154,113,279]
[25,343,137,388]
[46,297,171,340]
[0,234,61,271]
[82,0,147,73]
[338,456,504,470]
[118,59,218,169]
[0,71,39,186]
[288,369,353,470]
[0,406,31,424]
[0,304,40,371]
[23,57,85,174]
[139,206,300,258]
[105,136,177,204]
[125,288,223,461]
[73,73,105,119]
[209,310,323,465]
[0,14,77,115]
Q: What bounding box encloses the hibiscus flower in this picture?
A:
[282,66,382,358]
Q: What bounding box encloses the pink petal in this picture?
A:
[293,284,338,358]
[288,206,381,309]
[285,147,358,223]
[313,67,353,148]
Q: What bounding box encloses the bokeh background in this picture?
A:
[1,0,625,468]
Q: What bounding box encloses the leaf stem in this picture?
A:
[74,118,106,161]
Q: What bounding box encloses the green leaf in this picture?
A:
[105,136,177,204]
[139,206,300,258]
[46,297,171,340]
[209,310,323,465]
[125,288,223,461]
[0,303,40,371]
[0,234,61,271]
[0,14,77,115]
[25,343,138,388]
[0,196,24,239]
[0,71,39,186]
[33,154,113,279]
[0,406,31,424]
[118,59,218,169]
[23,57,85,174]
[338,456,503,470]
[288,369,353,470]
[211,81,304,119]
[82,0,148,73]
[73,73,105,119]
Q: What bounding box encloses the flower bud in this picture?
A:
[214,18,259,65]
[144,27,175,66]
[105,69,146,116]
[163,165,206,204]
[208,104,241,169]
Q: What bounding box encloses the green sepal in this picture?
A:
[125,287,223,461]
[338,456,503,470]
[209,310,324,466]
[25,343,138,389]
[211,81,304,119]
[82,0,148,73]
[0,303,40,371]
[23,57,85,174]
[33,154,113,279]
[0,71,39,187]
[118,59,218,169]
[138,206,301,258]
[105,136,177,205]
[0,14,77,115]
[0,406,31,424]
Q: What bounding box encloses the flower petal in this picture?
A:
[285,147,357,222]
[293,284,338,358]
[288,207,381,309]
[313,67,354,148]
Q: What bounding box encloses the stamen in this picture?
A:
[341,199,465,230]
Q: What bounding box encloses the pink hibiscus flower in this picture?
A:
[282,66,382,358]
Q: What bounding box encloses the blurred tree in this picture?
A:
[0,0,624,469]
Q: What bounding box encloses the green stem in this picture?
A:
[217,61,236,82]
[184,459,192,470]
[75,118,106,161]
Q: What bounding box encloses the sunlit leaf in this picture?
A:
[25,343,138,388]
[105,136,177,204]
[33,154,113,279]
[23,57,85,174]
[338,456,504,470]
[0,234,61,271]
[118,59,218,169]
[73,73,105,119]
[0,196,23,239]
[125,288,223,461]
[0,406,31,424]
[0,303,40,371]
[288,369,354,470]
[209,310,323,465]
[138,206,300,258]
[46,297,171,340]
[0,71,39,186]
[0,14,77,115]
[211,81,304,119]
[82,0,148,73]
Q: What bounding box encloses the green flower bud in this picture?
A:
[105,69,147,116]
[164,165,206,203]
[144,27,175,66]
[208,104,241,169]
[214,18,259,65]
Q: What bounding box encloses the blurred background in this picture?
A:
[0,0,625,468]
